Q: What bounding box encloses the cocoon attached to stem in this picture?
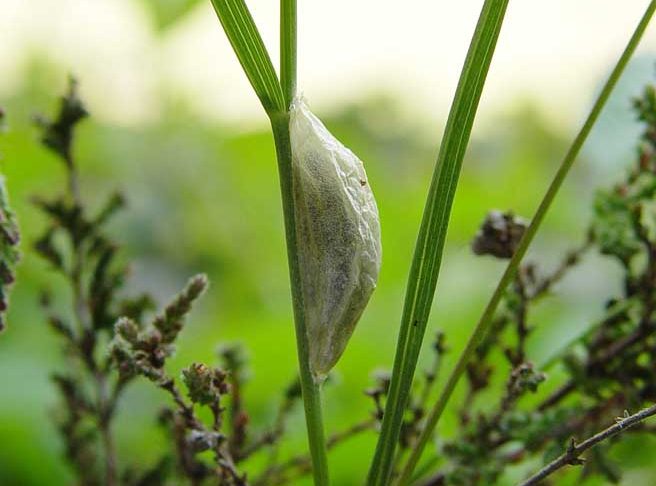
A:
[289,97,382,381]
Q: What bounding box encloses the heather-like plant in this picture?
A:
[0,107,20,332]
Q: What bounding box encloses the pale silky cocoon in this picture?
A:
[289,97,382,381]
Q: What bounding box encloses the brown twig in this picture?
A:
[518,403,656,486]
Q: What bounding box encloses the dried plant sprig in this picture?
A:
[110,275,209,385]
[472,210,527,260]
[34,78,155,486]
[35,80,229,486]
[35,77,88,168]
[154,274,209,344]
[157,363,246,485]
[519,404,656,486]
[0,168,20,332]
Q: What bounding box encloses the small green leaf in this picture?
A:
[210,0,285,115]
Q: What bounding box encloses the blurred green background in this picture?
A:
[2,1,656,485]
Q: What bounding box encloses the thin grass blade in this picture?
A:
[280,0,297,108]
[366,1,510,484]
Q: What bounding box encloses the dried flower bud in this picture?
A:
[182,363,227,405]
[114,317,138,342]
[289,97,382,380]
[472,210,527,259]
[153,274,209,344]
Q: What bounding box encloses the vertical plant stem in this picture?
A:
[65,146,117,486]
[398,2,656,483]
[366,1,509,484]
[281,0,297,108]
[271,112,330,486]
[99,407,117,486]
[277,2,329,484]
[212,0,329,481]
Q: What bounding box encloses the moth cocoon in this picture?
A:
[289,97,382,381]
